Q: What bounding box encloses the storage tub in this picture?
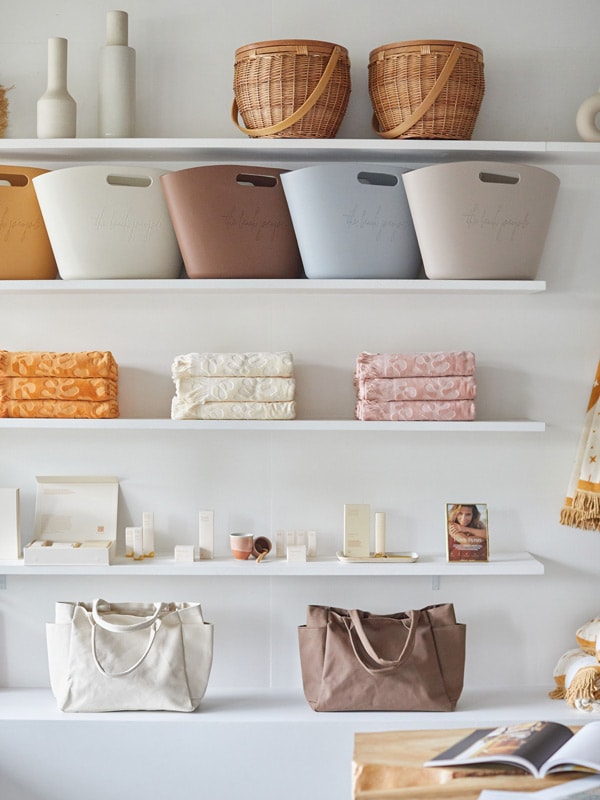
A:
[280,163,421,279]
[0,165,57,279]
[161,165,303,279]
[32,165,182,280]
[402,161,560,279]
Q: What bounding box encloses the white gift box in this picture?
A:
[0,488,21,560]
[24,476,119,565]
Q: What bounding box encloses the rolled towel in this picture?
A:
[0,376,118,402]
[355,399,476,422]
[174,376,295,404]
[171,398,295,420]
[355,351,475,381]
[0,398,119,419]
[172,352,293,379]
[0,350,118,380]
[355,375,476,402]
[576,617,600,655]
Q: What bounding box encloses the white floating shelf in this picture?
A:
[0,137,598,165]
[0,418,546,432]
[0,684,584,726]
[0,278,546,294]
[0,551,544,577]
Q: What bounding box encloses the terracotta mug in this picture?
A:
[252,536,272,561]
[230,532,254,560]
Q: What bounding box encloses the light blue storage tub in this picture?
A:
[281,163,422,279]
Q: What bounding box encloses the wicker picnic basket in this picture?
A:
[232,39,351,138]
[368,40,484,140]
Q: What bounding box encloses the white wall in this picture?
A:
[1,2,600,795]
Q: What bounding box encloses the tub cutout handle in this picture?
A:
[106,174,153,188]
[0,174,29,188]
[357,172,399,187]
[236,173,278,188]
[478,171,520,185]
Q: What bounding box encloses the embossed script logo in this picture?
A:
[0,205,43,242]
[95,207,162,241]
[221,205,282,242]
[341,205,404,242]
[462,204,530,242]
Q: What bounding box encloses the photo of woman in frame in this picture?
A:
[446,503,489,562]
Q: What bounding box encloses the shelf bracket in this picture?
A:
[431,575,440,591]
[0,575,6,590]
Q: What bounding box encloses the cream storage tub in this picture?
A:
[281,163,422,279]
[402,161,560,280]
[32,165,182,279]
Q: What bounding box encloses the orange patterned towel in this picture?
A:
[0,376,118,402]
[0,350,118,380]
[0,398,119,419]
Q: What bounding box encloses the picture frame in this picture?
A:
[445,503,489,562]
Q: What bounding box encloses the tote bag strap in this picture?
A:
[91,599,164,632]
[345,609,419,675]
[90,599,164,677]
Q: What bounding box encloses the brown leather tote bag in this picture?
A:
[298,602,465,711]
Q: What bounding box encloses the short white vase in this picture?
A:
[37,37,77,138]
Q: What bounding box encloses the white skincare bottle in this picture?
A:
[98,10,135,137]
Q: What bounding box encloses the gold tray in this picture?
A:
[336,551,419,563]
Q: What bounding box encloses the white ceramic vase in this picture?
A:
[98,10,136,137]
[37,37,77,138]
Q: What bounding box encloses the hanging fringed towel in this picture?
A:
[561,360,600,530]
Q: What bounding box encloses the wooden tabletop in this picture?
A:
[353,728,580,799]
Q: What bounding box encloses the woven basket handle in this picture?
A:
[373,43,463,139]
[232,45,342,136]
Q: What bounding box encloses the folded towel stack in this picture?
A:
[354,351,476,421]
[0,350,119,418]
[171,352,296,420]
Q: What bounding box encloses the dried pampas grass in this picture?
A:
[0,85,9,137]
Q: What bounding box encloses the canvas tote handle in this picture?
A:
[232,45,342,136]
[90,599,164,677]
[345,609,419,674]
[372,43,463,138]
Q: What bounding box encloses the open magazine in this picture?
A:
[424,721,600,779]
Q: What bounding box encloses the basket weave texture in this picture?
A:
[0,86,9,138]
[369,40,484,140]
[233,39,351,138]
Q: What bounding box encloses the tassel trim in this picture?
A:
[564,666,600,707]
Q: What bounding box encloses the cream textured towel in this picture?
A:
[172,352,293,379]
[174,376,295,404]
[171,398,296,420]
[561,360,600,530]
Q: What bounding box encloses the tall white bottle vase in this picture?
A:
[37,37,77,138]
[98,10,136,137]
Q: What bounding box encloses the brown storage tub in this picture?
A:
[0,165,57,279]
[161,165,304,279]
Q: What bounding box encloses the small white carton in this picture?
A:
[24,476,119,565]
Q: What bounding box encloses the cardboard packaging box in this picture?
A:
[24,476,119,566]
